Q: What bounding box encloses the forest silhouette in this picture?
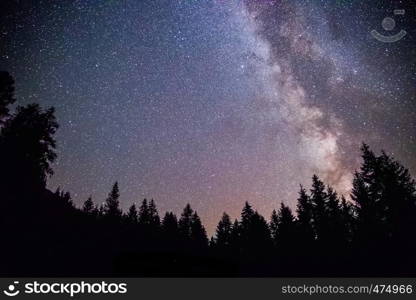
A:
[1,71,416,276]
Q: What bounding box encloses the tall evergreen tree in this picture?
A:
[178,203,193,239]
[138,199,149,226]
[0,71,16,121]
[275,203,296,250]
[148,199,160,228]
[296,185,315,244]
[104,182,122,219]
[241,201,254,230]
[0,104,58,194]
[162,212,178,237]
[83,196,94,214]
[214,212,233,249]
[230,219,241,253]
[126,204,138,224]
[340,196,354,243]
[269,209,279,245]
[352,144,416,245]
[190,211,208,248]
[310,175,328,243]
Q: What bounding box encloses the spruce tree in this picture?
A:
[214,212,233,249]
[148,199,160,228]
[0,104,58,194]
[83,196,94,214]
[127,204,138,224]
[269,209,279,246]
[178,203,193,239]
[104,182,122,219]
[190,211,208,248]
[310,175,328,243]
[275,203,296,250]
[0,71,16,121]
[138,199,149,226]
[296,185,315,244]
[162,212,178,236]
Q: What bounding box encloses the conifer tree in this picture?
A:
[83,196,94,214]
[190,211,208,248]
[275,203,296,250]
[104,182,122,219]
[138,199,149,226]
[0,104,58,194]
[148,199,160,228]
[310,175,328,243]
[162,212,178,236]
[296,185,315,244]
[269,209,279,245]
[0,71,16,121]
[214,212,233,249]
[179,203,193,239]
[127,204,138,224]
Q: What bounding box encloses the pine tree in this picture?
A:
[104,182,122,219]
[162,212,178,236]
[325,186,344,246]
[296,185,315,244]
[0,71,16,121]
[138,199,149,226]
[190,211,208,248]
[352,144,416,245]
[340,196,354,243]
[83,196,94,214]
[351,144,385,243]
[310,175,328,243]
[250,211,272,251]
[126,204,138,224]
[230,219,241,253]
[0,104,58,194]
[241,201,254,230]
[61,191,74,209]
[98,204,105,218]
[178,203,193,239]
[148,199,160,228]
[275,203,296,250]
[214,212,233,249]
[270,209,279,245]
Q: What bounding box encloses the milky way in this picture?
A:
[1,0,415,234]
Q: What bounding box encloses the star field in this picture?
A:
[1,0,415,234]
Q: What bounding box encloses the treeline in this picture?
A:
[0,71,416,276]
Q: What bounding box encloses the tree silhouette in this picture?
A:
[138,199,149,226]
[126,204,138,224]
[269,209,279,246]
[148,199,160,229]
[352,144,416,246]
[178,203,193,239]
[190,211,208,249]
[0,104,58,195]
[104,182,122,219]
[213,212,232,250]
[83,196,94,214]
[274,203,296,251]
[296,185,315,246]
[162,211,178,237]
[0,71,16,121]
[310,175,328,244]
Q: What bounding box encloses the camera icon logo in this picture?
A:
[3,281,20,297]
[371,9,407,43]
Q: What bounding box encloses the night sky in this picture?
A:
[1,0,415,234]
